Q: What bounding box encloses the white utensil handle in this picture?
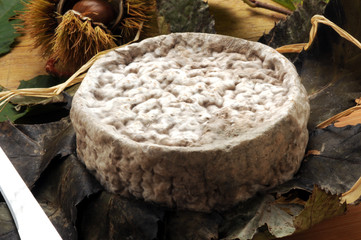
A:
[0,147,62,240]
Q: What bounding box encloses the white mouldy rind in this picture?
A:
[70,33,310,212]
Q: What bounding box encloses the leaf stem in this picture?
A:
[243,0,293,15]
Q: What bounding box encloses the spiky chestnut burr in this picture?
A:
[20,0,156,75]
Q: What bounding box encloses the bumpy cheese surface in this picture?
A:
[71,33,310,212]
[81,35,290,147]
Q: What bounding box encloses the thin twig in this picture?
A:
[243,0,292,15]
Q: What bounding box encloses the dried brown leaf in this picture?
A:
[294,186,346,233]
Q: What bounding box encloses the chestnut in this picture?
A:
[72,0,116,25]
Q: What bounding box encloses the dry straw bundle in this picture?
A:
[276,15,361,53]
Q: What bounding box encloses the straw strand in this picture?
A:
[276,15,361,53]
[0,23,143,107]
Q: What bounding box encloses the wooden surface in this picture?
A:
[0,35,47,89]
[281,205,361,240]
[1,1,361,239]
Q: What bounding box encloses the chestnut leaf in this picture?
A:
[0,75,70,124]
[271,0,297,11]
[0,0,23,55]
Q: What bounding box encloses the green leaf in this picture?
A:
[0,0,24,55]
[17,75,64,89]
[0,102,28,122]
[1,75,71,123]
[271,0,296,11]
[11,75,66,106]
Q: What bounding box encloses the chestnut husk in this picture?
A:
[20,0,156,75]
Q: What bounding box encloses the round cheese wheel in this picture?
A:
[70,33,310,212]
